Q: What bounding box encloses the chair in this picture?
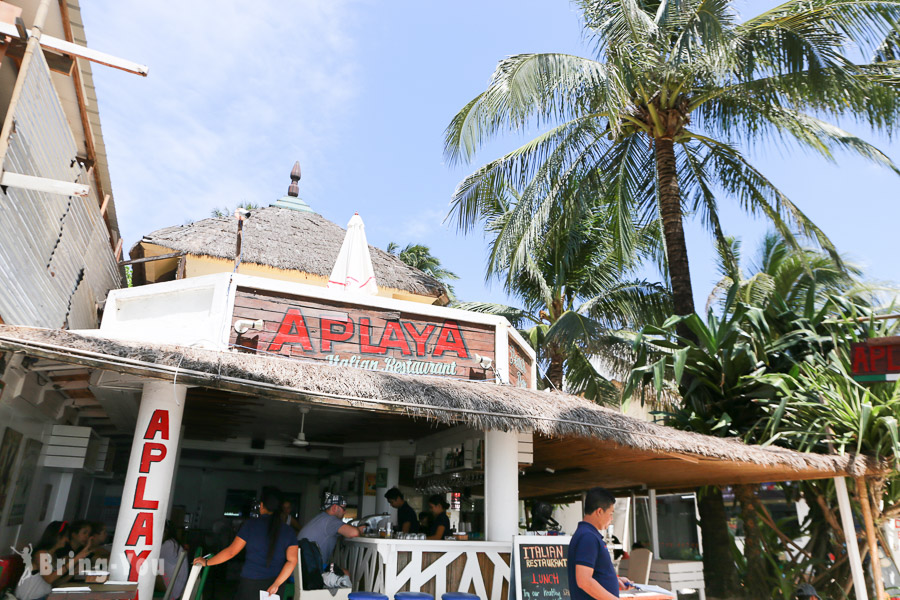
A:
[293,554,350,600]
[349,594,387,600]
[442,594,480,600]
[626,548,653,585]
[161,548,187,600]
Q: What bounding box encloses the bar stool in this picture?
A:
[442,594,480,600]
[396,593,434,600]
[349,593,389,600]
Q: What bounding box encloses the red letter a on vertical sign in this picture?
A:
[268,308,314,353]
[144,410,169,441]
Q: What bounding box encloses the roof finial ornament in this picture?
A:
[288,161,301,197]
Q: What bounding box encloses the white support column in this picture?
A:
[485,429,519,541]
[165,426,186,520]
[110,381,186,600]
[375,443,400,515]
[649,489,660,559]
[835,476,868,600]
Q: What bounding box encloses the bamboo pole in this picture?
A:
[836,476,869,600]
[857,477,886,600]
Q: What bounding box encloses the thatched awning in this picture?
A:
[0,325,879,491]
[131,207,446,298]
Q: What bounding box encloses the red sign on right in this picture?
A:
[850,338,900,382]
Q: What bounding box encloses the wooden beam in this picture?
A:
[0,20,148,76]
[119,251,185,266]
[114,237,123,262]
[0,171,89,196]
[99,194,110,217]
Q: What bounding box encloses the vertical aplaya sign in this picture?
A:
[110,381,186,600]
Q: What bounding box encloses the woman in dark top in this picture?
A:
[194,490,298,600]
[426,495,451,540]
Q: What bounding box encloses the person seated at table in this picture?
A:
[15,521,73,600]
[384,488,418,534]
[56,520,92,561]
[425,495,451,540]
[156,521,188,599]
[88,521,111,564]
[568,487,632,600]
[297,493,365,573]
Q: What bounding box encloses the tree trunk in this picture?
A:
[654,137,695,323]
[546,345,565,390]
[734,484,769,600]
[698,486,742,599]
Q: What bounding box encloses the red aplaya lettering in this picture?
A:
[133,476,159,510]
[143,410,169,441]
[380,321,412,355]
[125,549,151,581]
[139,443,167,473]
[359,318,386,355]
[320,318,355,352]
[433,321,468,358]
[403,323,435,356]
[268,309,314,353]
[125,512,154,546]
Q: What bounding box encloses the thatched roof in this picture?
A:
[0,324,877,488]
[131,206,446,298]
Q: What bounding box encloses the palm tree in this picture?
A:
[707,231,883,313]
[386,242,459,298]
[444,0,900,329]
[458,192,670,402]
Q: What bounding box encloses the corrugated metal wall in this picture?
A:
[0,49,122,329]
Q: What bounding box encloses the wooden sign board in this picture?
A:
[231,287,497,380]
[851,338,900,382]
[510,536,572,600]
[509,335,533,389]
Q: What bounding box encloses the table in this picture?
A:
[48,582,138,599]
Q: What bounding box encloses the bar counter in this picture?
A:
[337,537,512,600]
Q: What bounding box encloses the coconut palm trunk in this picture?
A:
[734,484,769,600]
[654,138,695,322]
[698,487,742,598]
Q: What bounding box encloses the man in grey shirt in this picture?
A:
[298,493,365,570]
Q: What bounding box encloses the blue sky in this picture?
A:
[82,1,900,311]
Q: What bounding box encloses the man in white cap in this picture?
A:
[298,493,365,571]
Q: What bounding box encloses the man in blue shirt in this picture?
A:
[568,487,632,600]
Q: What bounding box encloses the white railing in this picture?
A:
[338,538,511,600]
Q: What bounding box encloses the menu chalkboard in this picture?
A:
[511,536,572,600]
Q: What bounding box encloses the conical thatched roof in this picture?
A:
[0,325,878,487]
[131,206,446,298]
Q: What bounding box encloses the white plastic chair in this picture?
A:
[293,556,350,600]
[627,548,653,585]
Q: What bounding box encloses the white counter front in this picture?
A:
[337,538,512,600]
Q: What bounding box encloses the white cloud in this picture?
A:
[80,0,362,252]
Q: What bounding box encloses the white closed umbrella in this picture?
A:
[327,212,379,295]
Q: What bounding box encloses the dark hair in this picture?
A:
[35,521,68,553]
[90,521,107,536]
[262,489,283,565]
[384,488,403,501]
[70,520,92,536]
[427,494,449,511]
[584,487,616,515]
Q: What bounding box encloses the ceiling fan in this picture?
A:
[285,407,342,449]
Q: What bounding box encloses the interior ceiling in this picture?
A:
[182,387,452,443]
